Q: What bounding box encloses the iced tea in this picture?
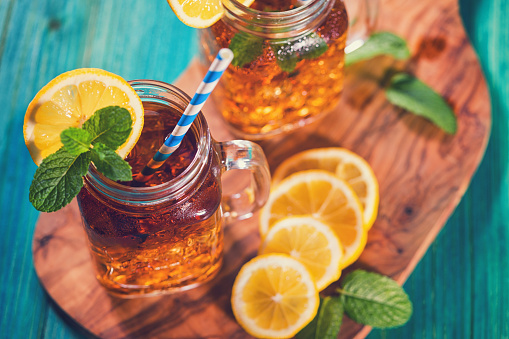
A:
[77,101,224,297]
[199,0,348,138]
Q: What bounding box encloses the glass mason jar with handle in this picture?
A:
[76,80,271,298]
[344,0,379,52]
[199,0,378,140]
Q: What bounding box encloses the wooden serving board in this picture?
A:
[32,0,491,337]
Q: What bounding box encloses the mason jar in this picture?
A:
[77,80,271,298]
[199,0,349,139]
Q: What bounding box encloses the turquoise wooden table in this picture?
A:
[0,0,507,338]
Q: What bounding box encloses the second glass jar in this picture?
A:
[199,0,349,139]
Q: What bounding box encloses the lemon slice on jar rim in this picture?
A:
[166,0,256,28]
[24,68,144,165]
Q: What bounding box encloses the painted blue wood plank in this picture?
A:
[43,305,90,339]
[0,0,93,338]
[0,1,197,338]
[0,0,15,65]
[79,1,197,82]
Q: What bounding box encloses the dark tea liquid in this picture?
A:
[77,101,223,297]
[123,102,198,187]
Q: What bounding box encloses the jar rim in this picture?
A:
[222,0,334,39]
[84,80,211,204]
[227,0,318,17]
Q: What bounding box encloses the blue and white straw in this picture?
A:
[135,48,234,182]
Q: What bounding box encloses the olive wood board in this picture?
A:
[32,0,491,337]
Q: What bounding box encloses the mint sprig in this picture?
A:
[295,270,413,339]
[228,31,328,73]
[29,106,133,212]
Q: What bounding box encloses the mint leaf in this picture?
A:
[83,106,132,149]
[60,128,92,155]
[299,32,328,60]
[29,106,135,212]
[91,143,132,181]
[296,296,343,339]
[345,32,410,66]
[29,148,91,212]
[271,32,329,73]
[271,41,299,73]
[229,30,328,72]
[229,32,265,67]
[338,270,412,328]
[385,73,457,134]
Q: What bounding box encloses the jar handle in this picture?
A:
[345,0,379,53]
[216,140,271,224]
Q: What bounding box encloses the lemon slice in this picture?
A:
[259,216,343,291]
[260,170,366,268]
[24,68,144,165]
[272,148,379,230]
[167,0,255,28]
[231,254,319,338]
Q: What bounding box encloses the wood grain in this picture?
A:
[32,0,491,337]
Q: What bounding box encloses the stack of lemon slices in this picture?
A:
[231,148,379,338]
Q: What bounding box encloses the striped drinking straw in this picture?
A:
[134,48,234,183]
